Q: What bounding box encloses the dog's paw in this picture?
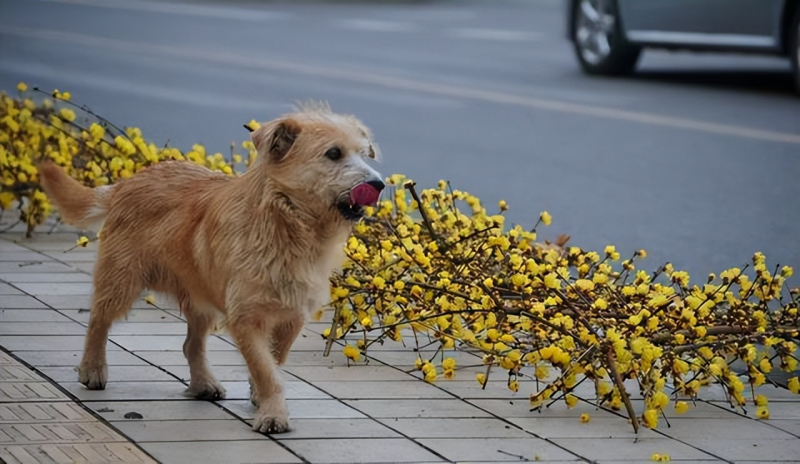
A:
[185,379,227,400]
[252,412,290,434]
[77,362,107,390]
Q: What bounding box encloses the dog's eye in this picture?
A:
[324,147,343,161]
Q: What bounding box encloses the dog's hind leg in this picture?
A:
[78,254,141,390]
[182,296,226,400]
[271,314,304,366]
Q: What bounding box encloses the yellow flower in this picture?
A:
[642,409,658,428]
[756,406,769,420]
[442,357,456,371]
[76,236,90,247]
[787,377,799,394]
[650,453,670,462]
[245,119,261,131]
[564,394,578,408]
[498,200,508,211]
[593,298,608,310]
[17,82,27,92]
[539,211,552,226]
[144,294,157,306]
[343,344,360,362]
[508,380,519,392]
[372,276,386,289]
[59,108,76,122]
[754,395,768,407]
[674,401,689,414]
[636,249,647,258]
[475,373,487,386]
[579,413,590,423]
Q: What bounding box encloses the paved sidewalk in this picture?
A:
[1,223,799,464]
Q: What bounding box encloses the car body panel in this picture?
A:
[567,0,794,55]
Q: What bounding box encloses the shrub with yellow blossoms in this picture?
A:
[0,85,256,236]
[2,86,799,433]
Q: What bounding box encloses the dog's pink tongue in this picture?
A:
[350,183,381,206]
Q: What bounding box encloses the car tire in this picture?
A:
[571,0,641,75]
[790,7,800,94]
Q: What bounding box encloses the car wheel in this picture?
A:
[791,7,800,94]
[572,0,641,75]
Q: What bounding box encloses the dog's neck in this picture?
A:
[237,169,351,251]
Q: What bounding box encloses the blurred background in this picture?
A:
[0,0,798,282]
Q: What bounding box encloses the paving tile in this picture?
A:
[0,252,52,262]
[0,263,79,276]
[1,363,42,382]
[0,309,73,322]
[0,322,87,335]
[0,422,126,444]
[14,350,147,367]
[680,437,800,462]
[135,350,245,366]
[109,322,189,335]
[468,398,619,419]
[376,418,531,439]
[0,403,95,423]
[109,334,235,351]
[285,364,413,382]
[282,350,354,367]
[46,251,97,262]
[86,400,233,422]
[14,283,93,295]
[0,283,23,295]
[707,401,800,420]
[83,401,233,422]
[662,418,797,440]
[417,437,580,462]
[263,418,400,439]
[0,335,121,351]
[40,365,177,382]
[0,272,92,283]
[139,439,301,464]
[0,295,48,309]
[311,380,452,399]
[221,399,366,420]
[510,416,662,440]
[0,382,67,402]
[345,398,492,419]
[0,443,157,464]
[111,419,258,442]
[65,308,182,324]
[221,381,331,400]
[34,294,91,310]
[549,437,715,461]
[167,364,251,382]
[279,438,443,463]
[766,419,800,437]
[61,381,189,401]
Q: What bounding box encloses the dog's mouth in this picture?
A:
[336,181,384,221]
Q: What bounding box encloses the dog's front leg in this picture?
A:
[228,308,290,434]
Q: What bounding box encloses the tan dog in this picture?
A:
[38,104,384,433]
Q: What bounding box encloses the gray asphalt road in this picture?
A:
[1,0,798,283]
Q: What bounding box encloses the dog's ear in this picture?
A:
[251,119,302,161]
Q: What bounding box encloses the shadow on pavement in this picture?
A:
[631,69,797,96]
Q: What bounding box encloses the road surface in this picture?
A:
[1,0,798,283]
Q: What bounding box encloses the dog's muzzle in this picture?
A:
[337,180,385,221]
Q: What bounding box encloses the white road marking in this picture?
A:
[29,0,291,22]
[336,19,419,33]
[445,28,542,42]
[2,25,798,145]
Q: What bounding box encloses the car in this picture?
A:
[566,0,800,92]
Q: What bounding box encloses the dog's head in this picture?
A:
[249,103,384,221]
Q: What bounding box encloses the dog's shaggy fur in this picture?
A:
[38,105,383,433]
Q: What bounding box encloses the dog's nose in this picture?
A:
[367,180,385,192]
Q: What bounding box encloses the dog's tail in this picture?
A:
[38,161,115,231]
